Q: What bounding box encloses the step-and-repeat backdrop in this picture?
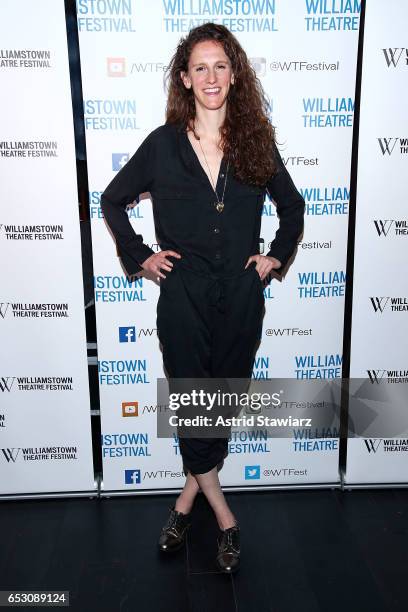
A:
[77,0,360,491]
[0,0,95,495]
[345,0,408,485]
[3,1,405,495]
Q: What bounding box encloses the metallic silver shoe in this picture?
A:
[158,506,191,553]
[216,524,240,573]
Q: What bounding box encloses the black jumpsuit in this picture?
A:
[100,123,305,476]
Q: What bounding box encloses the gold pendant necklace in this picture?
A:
[194,122,229,213]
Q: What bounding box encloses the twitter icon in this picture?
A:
[245,465,261,480]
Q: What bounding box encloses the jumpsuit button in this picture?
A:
[215,252,221,260]
[220,173,225,178]
[214,228,220,234]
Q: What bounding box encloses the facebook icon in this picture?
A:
[125,469,141,485]
[112,153,129,171]
[119,326,136,343]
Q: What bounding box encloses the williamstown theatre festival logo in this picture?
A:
[382,47,408,68]
[364,439,382,453]
[364,439,408,454]
[0,224,64,240]
[0,49,52,69]
[377,138,408,155]
[366,370,408,384]
[369,297,408,313]
[0,377,14,392]
[77,0,136,32]
[0,301,69,319]
[1,446,78,462]
[373,220,408,237]
[0,376,73,392]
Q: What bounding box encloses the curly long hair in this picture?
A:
[165,23,277,186]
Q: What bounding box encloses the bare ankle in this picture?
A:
[217,513,238,531]
[175,498,193,514]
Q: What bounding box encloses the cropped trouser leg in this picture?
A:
[156,263,264,476]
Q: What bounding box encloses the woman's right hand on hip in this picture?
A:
[141,250,182,280]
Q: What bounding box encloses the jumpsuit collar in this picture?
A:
[176,123,229,195]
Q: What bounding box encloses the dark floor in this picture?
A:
[0,488,407,611]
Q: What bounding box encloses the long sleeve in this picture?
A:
[265,142,305,276]
[100,133,156,276]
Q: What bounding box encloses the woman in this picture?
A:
[100,23,305,573]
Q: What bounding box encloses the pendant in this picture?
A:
[215,201,224,213]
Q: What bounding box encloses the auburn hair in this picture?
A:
[165,23,278,186]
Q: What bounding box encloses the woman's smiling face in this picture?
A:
[181,40,234,112]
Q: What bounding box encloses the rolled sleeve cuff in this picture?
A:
[117,243,155,277]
